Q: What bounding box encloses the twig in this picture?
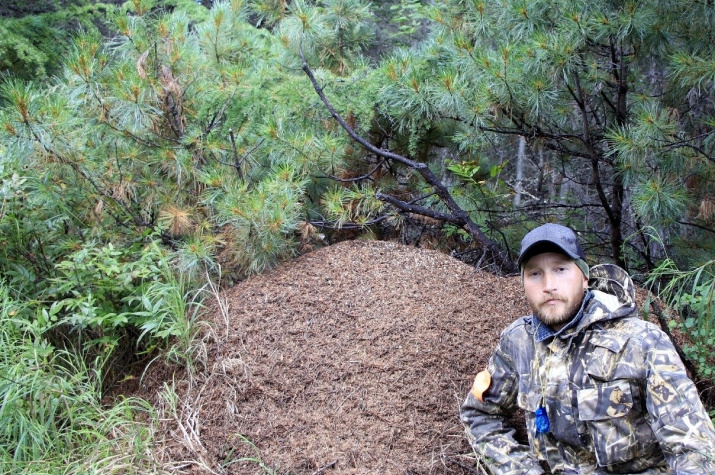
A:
[309,216,390,230]
[312,459,338,474]
[229,128,240,174]
[445,456,483,474]
[205,88,238,136]
[317,158,386,182]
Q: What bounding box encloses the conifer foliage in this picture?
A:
[1,0,366,287]
[0,0,712,349]
[374,0,715,269]
[0,1,377,469]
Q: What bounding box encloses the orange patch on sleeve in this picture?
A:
[470,369,492,402]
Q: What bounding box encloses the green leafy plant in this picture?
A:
[647,259,715,379]
[444,223,469,240]
[42,242,163,330]
[446,159,483,183]
[0,283,159,474]
[447,159,507,185]
[36,239,202,366]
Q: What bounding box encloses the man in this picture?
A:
[460,223,715,475]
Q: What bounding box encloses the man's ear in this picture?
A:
[582,275,588,290]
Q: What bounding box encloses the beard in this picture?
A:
[532,294,584,329]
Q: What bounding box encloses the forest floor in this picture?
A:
[122,239,661,474]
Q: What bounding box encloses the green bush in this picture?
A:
[0,3,121,81]
[0,284,158,474]
[648,259,715,380]
[39,240,200,360]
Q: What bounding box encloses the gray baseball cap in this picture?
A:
[517,223,587,271]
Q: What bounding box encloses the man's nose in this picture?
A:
[543,272,557,291]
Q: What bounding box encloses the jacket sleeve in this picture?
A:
[460,336,544,475]
[643,329,715,474]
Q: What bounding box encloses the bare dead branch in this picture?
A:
[309,215,391,230]
[375,192,465,225]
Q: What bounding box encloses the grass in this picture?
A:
[0,284,164,474]
[0,261,210,475]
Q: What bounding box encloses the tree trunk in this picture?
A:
[513,136,525,207]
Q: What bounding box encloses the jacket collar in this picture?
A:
[533,290,593,343]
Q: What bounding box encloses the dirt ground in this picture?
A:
[127,239,662,475]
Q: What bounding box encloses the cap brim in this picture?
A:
[517,240,581,267]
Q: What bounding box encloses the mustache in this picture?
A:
[539,296,566,305]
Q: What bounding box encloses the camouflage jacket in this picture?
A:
[460,264,715,475]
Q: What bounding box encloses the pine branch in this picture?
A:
[20,118,154,231]
[299,43,516,273]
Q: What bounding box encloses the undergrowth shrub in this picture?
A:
[647,259,715,381]
[0,284,160,474]
[32,238,205,377]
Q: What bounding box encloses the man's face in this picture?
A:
[522,252,588,330]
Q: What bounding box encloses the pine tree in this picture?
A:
[0,0,376,285]
[374,0,714,270]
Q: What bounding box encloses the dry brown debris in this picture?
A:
[128,239,663,475]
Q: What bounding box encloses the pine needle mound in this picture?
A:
[138,240,530,474]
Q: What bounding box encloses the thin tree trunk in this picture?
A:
[513,136,525,207]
